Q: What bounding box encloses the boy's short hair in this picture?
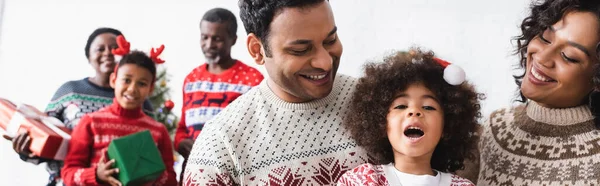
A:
[117,51,157,80]
[344,48,483,172]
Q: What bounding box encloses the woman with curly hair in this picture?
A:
[337,49,482,186]
[476,0,600,185]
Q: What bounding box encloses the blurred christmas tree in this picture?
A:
[149,65,178,134]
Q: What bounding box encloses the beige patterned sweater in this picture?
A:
[478,101,600,185]
[182,74,370,186]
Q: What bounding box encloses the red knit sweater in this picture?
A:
[174,60,263,150]
[61,99,177,186]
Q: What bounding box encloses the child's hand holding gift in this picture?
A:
[96,154,122,186]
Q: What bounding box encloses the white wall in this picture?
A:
[0,0,4,44]
[0,0,529,185]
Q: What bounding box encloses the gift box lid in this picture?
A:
[107,130,165,186]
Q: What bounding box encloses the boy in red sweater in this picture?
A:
[61,36,177,186]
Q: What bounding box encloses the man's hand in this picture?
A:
[178,139,194,158]
[8,132,34,157]
[96,154,122,186]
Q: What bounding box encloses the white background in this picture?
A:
[0,0,529,185]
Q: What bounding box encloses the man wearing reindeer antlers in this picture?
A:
[182,1,369,185]
[174,7,263,184]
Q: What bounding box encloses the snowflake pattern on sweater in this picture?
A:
[61,100,176,186]
[478,101,600,186]
[174,60,263,151]
[183,74,370,185]
[337,163,474,186]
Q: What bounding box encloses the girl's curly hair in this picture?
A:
[513,0,600,102]
[344,48,483,173]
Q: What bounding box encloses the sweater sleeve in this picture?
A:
[449,174,476,186]
[18,153,52,165]
[24,84,72,165]
[336,164,388,186]
[174,110,188,152]
[182,120,237,185]
[174,83,190,151]
[45,82,73,125]
[153,127,178,185]
[336,171,355,186]
[61,115,100,186]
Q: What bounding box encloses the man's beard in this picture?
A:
[205,57,219,64]
[204,52,220,64]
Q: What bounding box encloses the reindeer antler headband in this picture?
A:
[150,45,165,64]
[111,35,166,65]
[110,35,166,89]
[112,35,130,56]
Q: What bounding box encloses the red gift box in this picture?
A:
[0,98,71,160]
[0,98,18,129]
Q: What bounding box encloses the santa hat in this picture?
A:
[432,57,466,86]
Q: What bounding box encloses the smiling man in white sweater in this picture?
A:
[182,0,370,185]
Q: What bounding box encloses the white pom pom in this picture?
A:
[115,55,123,63]
[443,64,466,85]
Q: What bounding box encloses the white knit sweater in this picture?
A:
[183,74,370,185]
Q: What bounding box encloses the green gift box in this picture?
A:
[107,130,166,186]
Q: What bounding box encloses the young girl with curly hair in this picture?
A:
[475,0,600,185]
[337,49,482,186]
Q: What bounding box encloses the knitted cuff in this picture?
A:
[78,166,100,186]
